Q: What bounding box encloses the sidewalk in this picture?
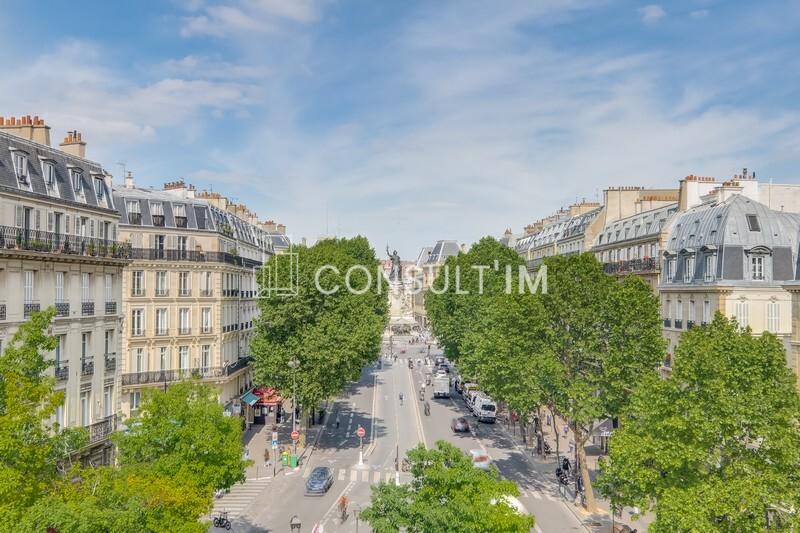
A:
[501,414,651,532]
[242,414,326,480]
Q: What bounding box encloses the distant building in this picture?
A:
[0,115,129,464]
[411,240,460,328]
[114,177,288,424]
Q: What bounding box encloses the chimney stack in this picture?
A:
[124,171,135,190]
[0,115,52,146]
[59,130,87,158]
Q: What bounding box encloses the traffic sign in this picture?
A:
[356,426,366,438]
[272,430,278,442]
[291,430,300,441]
[272,439,279,448]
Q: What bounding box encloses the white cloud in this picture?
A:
[181,0,318,38]
[690,9,709,19]
[638,4,666,25]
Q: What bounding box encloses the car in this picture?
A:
[305,466,333,495]
[470,449,491,470]
[451,417,470,432]
[437,363,450,374]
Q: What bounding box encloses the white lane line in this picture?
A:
[373,471,381,483]
[338,468,346,480]
[385,472,393,483]
[405,361,427,448]
[365,373,379,457]
[350,469,358,482]
[302,468,310,478]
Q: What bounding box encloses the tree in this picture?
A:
[362,441,534,533]
[115,380,248,493]
[0,308,87,521]
[597,315,800,531]
[252,236,388,414]
[534,254,665,511]
[425,237,524,362]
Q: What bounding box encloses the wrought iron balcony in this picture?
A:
[81,357,94,376]
[131,287,144,297]
[155,328,169,336]
[55,301,70,317]
[200,289,212,297]
[128,248,262,269]
[105,301,117,314]
[155,288,169,297]
[132,328,145,337]
[82,301,95,316]
[225,356,252,376]
[105,353,116,371]
[0,303,5,321]
[687,320,695,329]
[201,326,212,334]
[152,215,165,227]
[180,289,191,297]
[55,362,69,381]
[179,327,191,335]
[88,415,117,444]
[673,319,683,329]
[121,366,225,386]
[24,302,40,318]
[603,257,658,275]
[663,318,671,328]
[0,225,132,260]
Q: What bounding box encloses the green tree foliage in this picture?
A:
[362,441,534,533]
[424,237,524,362]
[19,465,210,533]
[252,236,388,411]
[115,380,248,492]
[597,315,800,531]
[0,308,87,521]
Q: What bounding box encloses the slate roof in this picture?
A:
[594,203,679,248]
[0,130,116,213]
[426,240,460,264]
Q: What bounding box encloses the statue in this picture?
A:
[386,246,402,282]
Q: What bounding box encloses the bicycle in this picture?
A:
[213,511,232,530]
[338,496,349,522]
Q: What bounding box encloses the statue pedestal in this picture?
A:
[387,279,414,334]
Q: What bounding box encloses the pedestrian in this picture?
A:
[563,423,569,437]
[244,445,250,460]
[336,415,340,429]
[264,448,271,467]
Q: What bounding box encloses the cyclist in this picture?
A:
[338,495,349,521]
[399,392,404,405]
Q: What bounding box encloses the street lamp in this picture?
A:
[288,356,300,455]
[353,503,362,533]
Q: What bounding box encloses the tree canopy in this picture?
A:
[425,236,524,363]
[252,236,389,411]
[362,441,534,533]
[597,314,800,531]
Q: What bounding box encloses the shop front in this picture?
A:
[253,386,283,426]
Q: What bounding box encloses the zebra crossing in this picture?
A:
[302,466,398,485]
[212,477,273,519]
[518,487,563,502]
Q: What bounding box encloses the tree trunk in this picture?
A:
[573,424,597,512]
[550,406,560,463]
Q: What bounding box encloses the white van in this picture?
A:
[472,394,497,423]
[465,390,481,411]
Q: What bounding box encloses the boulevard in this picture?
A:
[212,335,603,533]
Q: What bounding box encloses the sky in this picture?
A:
[1,0,799,258]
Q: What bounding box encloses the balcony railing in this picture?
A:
[129,213,142,225]
[201,326,212,334]
[155,288,169,297]
[180,289,191,297]
[122,367,224,386]
[200,289,212,297]
[132,329,145,337]
[128,248,261,269]
[175,217,188,228]
[0,303,5,321]
[226,356,252,376]
[88,415,117,444]
[673,319,683,329]
[81,357,94,376]
[105,353,116,371]
[24,302,40,318]
[152,215,165,227]
[663,318,671,328]
[105,301,117,314]
[155,328,169,336]
[0,225,132,260]
[179,327,191,335]
[55,362,69,381]
[55,302,70,317]
[687,320,695,329]
[603,257,658,275]
[82,301,95,316]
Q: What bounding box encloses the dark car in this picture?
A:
[451,417,470,433]
[305,466,333,495]
[438,363,450,374]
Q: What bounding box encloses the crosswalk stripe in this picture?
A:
[373,471,381,483]
[530,491,542,499]
[338,468,346,480]
[302,469,310,478]
[362,470,369,482]
[350,469,358,481]
[385,472,393,482]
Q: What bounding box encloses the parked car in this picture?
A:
[451,417,470,432]
[437,363,450,374]
[472,394,497,423]
[465,389,481,411]
[305,466,333,495]
[433,375,451,398]
[470,449,491,470]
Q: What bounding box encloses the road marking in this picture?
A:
[302,468,311,478]
[350,469,358,481]
[405,360,427,448]
[365,373,379,457]
[338,468,346,480]
[373,471,381,483]
[362,470,369,482]
[385,472,393,483]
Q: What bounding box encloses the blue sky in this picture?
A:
[2,0,799,257]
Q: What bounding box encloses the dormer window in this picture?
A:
[683,256,695,283]
[127,200,142,225]
[12,151,31,190]
[751,256,765,280]
[70,168,84,200]
[174,204,187,228]
[41,161,58,194]
[95,177,105,201]
[151,202,165,227]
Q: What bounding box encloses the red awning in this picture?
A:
[254,386,283,406]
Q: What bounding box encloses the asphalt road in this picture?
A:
[215,336,600,533]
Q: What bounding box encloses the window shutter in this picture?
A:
[15,205,23,227]
[65,215,71,234]
[35,210,41,230]
[75,217,80,235]
[111,224,116,241]
[90,220,95,237]
[47,212,54,232]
